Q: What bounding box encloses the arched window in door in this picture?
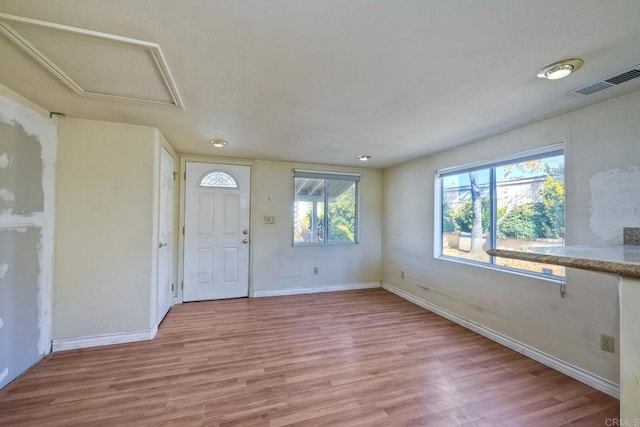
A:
[199,171,238,188]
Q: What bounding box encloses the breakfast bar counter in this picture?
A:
[487,243,640,421]
[487,245,640,278]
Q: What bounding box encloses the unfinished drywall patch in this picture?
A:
[0,152,11,168]
[0,122,44,214]
[589,167,640,241]
[0,92,56,390]
[0,188,15,202]
[0,228,41,389]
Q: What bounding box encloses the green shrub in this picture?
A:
[497,203,540,240]
[454,198,490,234]
[442,203,457,232]
[540,176,565,238]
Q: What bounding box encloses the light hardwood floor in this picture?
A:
[0,289,619,426]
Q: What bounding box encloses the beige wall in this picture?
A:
[4,75,637,390]
[54,118,159,339]
[382,89,640,383]
[250,160,382,294]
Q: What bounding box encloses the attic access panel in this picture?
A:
[0,13,184,109]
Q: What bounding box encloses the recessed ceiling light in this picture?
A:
[209,138,227,147]
[357,155,371,161]
[537,58,584,80]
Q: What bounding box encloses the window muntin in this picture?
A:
[200,171,238,188]
[294,171,359,244]
[439,148,565,279]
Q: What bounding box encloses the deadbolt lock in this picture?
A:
[243,229,249,235]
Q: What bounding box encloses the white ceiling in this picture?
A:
[0,0,639,168]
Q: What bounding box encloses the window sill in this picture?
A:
[436,255,565,284]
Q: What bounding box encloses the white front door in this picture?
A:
[157,146,174,322]
[183,162,250,301]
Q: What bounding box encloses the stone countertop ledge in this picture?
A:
[487,231,640,420]
[486,245,640,278]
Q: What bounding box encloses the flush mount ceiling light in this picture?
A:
[356,155,371,161]
[209,138,227,147]
[537,58,584,80]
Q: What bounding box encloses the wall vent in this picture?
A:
[570,65,640,97]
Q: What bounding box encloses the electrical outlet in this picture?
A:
[313,267,318,275]
[601,334,615,353]
[401,271,405,279]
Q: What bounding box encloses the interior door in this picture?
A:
[183,162,250,301]
[157,146,174,322]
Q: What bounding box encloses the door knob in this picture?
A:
[159,242,168,248]
[243,229,249,235]
[242,239,248,244]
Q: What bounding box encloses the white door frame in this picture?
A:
[177,156,254,303]
[157,145,174,321]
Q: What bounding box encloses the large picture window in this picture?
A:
[438,145,565,279]
[293,170,359,244]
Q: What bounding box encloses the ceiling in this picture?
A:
[0,0,639,169]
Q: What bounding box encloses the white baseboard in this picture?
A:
[382,283,620,399]
[52,325,158,352]
[252,282,381,298]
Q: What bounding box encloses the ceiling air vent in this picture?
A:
[604,68,640,85]
[570,64,640,97]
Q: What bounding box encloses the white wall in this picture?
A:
[250,160,382,294]
[54,118,159,340]
[382,89,640,384]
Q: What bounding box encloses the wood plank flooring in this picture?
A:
[0,289,619,426]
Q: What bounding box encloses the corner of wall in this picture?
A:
[0,84,57,389]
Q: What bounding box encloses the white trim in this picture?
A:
[52,326,158,352]
[0,13,184,109]
[382,283,620,399]
[436,142,564,176]
[252,282,380,297]
[294,169,361,178]
[433,173,442,258]
[436,255,565,285]
[434,143,567,282]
